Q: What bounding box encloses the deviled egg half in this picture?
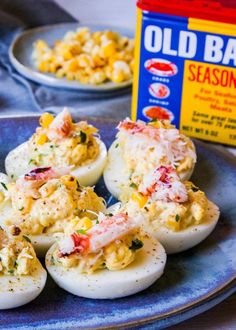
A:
[111,165,220,254]
[104,118,196,201]
[46,212,166,299]
[5,108,107,186]
[0,167,105,256]
[0,226,46,309]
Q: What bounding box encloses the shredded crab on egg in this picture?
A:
[53,212,144,274]
[28,108,100,168]
[125,165,208,232]
[117,118,196,185]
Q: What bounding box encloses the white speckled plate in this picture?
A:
[9,23,133,91]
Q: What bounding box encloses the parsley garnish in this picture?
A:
[76,180,82,192]
[96,219,99,224]
[18,207,24,211]
[0,182,7,190]
[149,118,157,123]
[129,239,143,251]
[129,182,138,189]
[79,131,87,144]
[50,255,55,265]
[77,229,87,235]
[23,235,31,243]
[175,214,180,222]
[28,159,35,165]
[115,143,119,148]
[192,186,199,192]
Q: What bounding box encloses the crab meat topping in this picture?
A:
[58,233,90,257]
[58,212,142,257]
[15,166,71,198]
[139,165,188,203]
[47,108,73,140]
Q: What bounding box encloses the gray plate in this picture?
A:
[9,23,133,91]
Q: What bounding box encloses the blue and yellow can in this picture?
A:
[132,0,236,146]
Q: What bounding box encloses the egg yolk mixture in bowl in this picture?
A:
[32,27,134,85]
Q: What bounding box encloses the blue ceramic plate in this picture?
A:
[0,115,235,330]
[9,23,133,92]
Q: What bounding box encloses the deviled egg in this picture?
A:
[112,165,220,254]
[5,108,107,186]
[46,212,166,299]
[103,118,196,201]
[0,167,105,256]
[0,226,46,309]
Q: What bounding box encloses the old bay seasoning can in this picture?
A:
[132,0,236,146]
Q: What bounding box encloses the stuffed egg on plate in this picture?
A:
[5,108,107,186]
[0,167,105,257]
[0,226,46,309]
[46,212,166,299]
[103,118,196,201]
[110,165,220,254]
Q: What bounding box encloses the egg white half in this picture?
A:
[103,141,131,200]
[5,138,107,186]
[103,140,195,201]
[108,200,219,254]
[151,200,220,254]
[0,259,47,310]
[46,235,166,299]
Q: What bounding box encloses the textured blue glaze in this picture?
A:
[0,115,235,330]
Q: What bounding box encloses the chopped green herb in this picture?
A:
[77,229,87,235]
[0,182,7,190]
[175,214,180,222]
[129,182,138,189]
[23,235,31,243]
[96,219,99,224]
[149,118,157,123]
[76,180,82,192]
[79,131,87,144]
[50,255,55,265]
[115,143,119,148]
[129,239,143,251]
[192,186,199,192]
[108,213,113,217]
[14,260,18,268]
[8,270,14,274]
[18,207,24,211]
[28,159,35,165]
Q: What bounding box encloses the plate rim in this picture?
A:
[9,22,133,92]
[0,114,235,329]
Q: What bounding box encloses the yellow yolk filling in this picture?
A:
[5,176,105,236]
[52,230,143,274]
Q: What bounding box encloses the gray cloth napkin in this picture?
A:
[0,0,131,119]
